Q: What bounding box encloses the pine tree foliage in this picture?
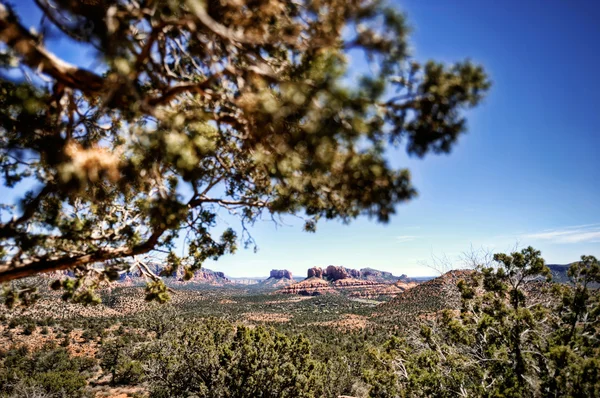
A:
[146,318,324,397]
[0,0,489,303]
[370,249,600,398]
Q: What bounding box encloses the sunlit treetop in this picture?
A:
[0,0,489,304]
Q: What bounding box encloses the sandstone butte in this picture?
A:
[259,269,296,288]
[278,265,417,298]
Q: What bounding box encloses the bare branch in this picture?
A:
[0,3,104,93]
[0,185,53,239]
[0,227,166,283]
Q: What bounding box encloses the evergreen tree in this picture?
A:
[544,255,600,397]
[374,247,600,398]
[146,318,324,397]
[0,0,489,303]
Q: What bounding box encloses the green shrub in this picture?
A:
[0,344,96,397]
[147,318,328,398]
[36,370,87,396]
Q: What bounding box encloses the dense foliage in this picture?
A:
[146,319,326,397]
[368,249,600,397]
[0,343,96,397]
[0,0,489,303]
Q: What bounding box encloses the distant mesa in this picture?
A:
[229,277,262,285]
[546,263,598,287]
[179,269,230,285]
[361,267,408,282]
[269,269,293,280]
[307,265,355,281]
[305,266,408,282]
[258,269,296,288]
[307,267,323,279]
[109,264,231,286]
[321,265,361,280]
[546,264,572,284]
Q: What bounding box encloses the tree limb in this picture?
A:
[0,184,53,239]
[0,3,105,93]
[146,74,221,106]
[0,228,165,283]
[185,0,267,45]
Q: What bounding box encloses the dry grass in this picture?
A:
[0,324,99,358]
[264,296,314,305]
[309,314,370,331]
[243,312,292,323]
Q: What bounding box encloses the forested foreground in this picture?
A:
[0,248,598,398]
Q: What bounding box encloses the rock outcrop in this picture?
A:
[361,268,396,281]
[258,269,296,288]
[114,265,230,286]
[307,267,324,278]
[278,277,337,296]
[185,269,229,284]
[307,265,361,281]
[170,267,230,284]
[279,265,418,298]
[278,277,417,298]
[325,265,352,281]
[269,269,293,280]
[305,266,408,283]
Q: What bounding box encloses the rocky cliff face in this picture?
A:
[307,266,361,281]
[307,267,324,278]
[184,269,230,284]
[269,269,293,279]
[325,265,352,280]
[258,269,295,288]
[167,268,231,285]
[305,266,407,283]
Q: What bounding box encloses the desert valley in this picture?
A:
[2,258,596,398]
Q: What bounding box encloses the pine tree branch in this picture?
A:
[0,3,105,93]
[0,228,165,283]
[0,4,221,109]
[0,185,53,239]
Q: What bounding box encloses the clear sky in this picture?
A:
[7,0,600,277]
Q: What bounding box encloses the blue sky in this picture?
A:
[6,0,600,277]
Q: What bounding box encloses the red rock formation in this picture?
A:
[277,277,337,296]
[307,266,375,280]
[307,267,324,278]
[269,269,293,279]
[260,269,295,288]
[325,265,351,281]
[278,276,418,299]
[346,267,362,279]
[278,265,419,298]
